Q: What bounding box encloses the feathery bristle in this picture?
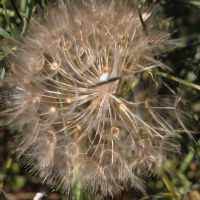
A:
[0,0,197,197]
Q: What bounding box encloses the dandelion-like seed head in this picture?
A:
[1,0,197,197]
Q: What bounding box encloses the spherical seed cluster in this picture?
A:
[1,0,196,197]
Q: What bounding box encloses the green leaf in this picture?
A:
[0,28,11,39]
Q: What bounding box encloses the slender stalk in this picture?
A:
[169,52,200,71]
[156,71,200,90]
[9,0,23,23]
[0,188,11,200]
[71,179,82,200]
[161,170,179,200]
[21,0,34,36]
[135,0,148,35]
[2,0,16,39]
[71,144,82,200]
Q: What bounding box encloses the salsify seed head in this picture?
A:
[0,0,197,197]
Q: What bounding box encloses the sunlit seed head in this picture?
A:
[50,62,59,71]
[99,72,109,82]
[23,79,31,84]
[33,96,41,103]
[103,66,109,73]
[46,130,56,144]
[91,100,98,107]
[48,130,55,134]
[74,125,82,140]
[49,107,56,113]
[36,64,44,71]
[122,68,125,73]
[119,103,127,110]
[111,126,120,140]
[77,125,82,131]
[66,98,72,104]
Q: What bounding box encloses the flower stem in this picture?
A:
[161,170,179,200]
[155,71,200,91]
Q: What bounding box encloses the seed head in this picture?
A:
[0,0,196,197]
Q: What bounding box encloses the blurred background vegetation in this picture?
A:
[0,0,200,199]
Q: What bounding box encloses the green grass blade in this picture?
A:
[21,0,34,36]
[9,0,23,23]
[20,0,27,13]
